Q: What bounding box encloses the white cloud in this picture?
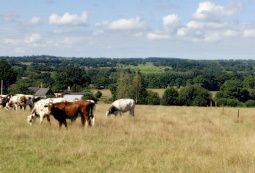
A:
[147,33,169,40]
[95,17,146,30]
[49,11,89,26]
[163,14,180,28]
[192,1,242,22]
[243,29,255,37]
[2,12,19,22]
[29,16,42,25]
[163,14,180,34]
[25,34,42,44]
[24,34,46,47]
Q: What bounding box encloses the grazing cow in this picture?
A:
[6,94,34,111]
[27,98,66,125]
[0,95,10,108]
[45,100,95,128]
[106,98,135,117]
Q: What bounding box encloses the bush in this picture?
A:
[81,92,98,103]
[178,85,211,106]
[95,91,102,98]
[146,90,160,105]
[161,87,178,106]
[215,98,241,107]
[245,100,255,107]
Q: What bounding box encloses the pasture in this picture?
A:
[1,105,255,172]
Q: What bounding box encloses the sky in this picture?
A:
[0,0,255,60]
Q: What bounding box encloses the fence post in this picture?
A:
[222,104,224,114]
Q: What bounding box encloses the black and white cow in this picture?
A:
[106,98,135,117]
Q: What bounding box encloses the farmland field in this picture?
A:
[1,105,255,172]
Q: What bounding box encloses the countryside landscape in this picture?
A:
[1,56,255,172]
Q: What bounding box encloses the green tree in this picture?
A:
[146,90,160,105]
[0,60,16,93]
[131,70,147,104]
[178,85,211,106]
[117,72,132,99]
[161,87,179,106]
[216,79,249,102]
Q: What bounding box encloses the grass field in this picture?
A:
[1,105,255,172]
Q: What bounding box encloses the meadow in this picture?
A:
[1,105,255,172]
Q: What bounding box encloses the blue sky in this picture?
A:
[0,0,255,59]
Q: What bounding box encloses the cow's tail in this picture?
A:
[89,102,95,118]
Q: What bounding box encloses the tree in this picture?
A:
[116,72,132,99]
[55,67,89,92]
[216,79,249,102]
[0,60,16,93]
[161,87,179,106]
[178,85,211,106]
[146,90,160,105]
[95,91,102,98]
[131,70,147,104]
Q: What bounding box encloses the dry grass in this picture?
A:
[147,88,166,97]
[1,105,255,172]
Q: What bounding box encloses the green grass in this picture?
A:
[117,62,170,74]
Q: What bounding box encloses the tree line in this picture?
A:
[1,56,255,107]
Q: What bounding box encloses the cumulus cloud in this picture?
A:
[192,1,243,22]
[49,11,89,26]
[163,14,180,33]
[95,17,146,30]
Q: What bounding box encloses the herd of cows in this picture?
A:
[0,94,136,128]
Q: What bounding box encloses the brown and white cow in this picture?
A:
[27,98,66,125]
[45,100,95,128]
[6,94,34,111]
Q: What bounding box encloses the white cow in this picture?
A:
[106,98,135,117]
[6,94,34,111]
[27,98,66,125]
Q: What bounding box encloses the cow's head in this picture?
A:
[106,106,119,117]
[44,102,54,114]
[5,101,14,110]
[27,114,36,125]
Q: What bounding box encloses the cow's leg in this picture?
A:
[40,116,44,124]
[63,120,67,128]
[130,109,135,116]
[46,115,51,125]
[58,121,63,128]
[80,112,86,126]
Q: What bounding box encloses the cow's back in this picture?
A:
[112,99,135,112]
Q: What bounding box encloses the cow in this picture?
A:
[45,100,95,128]
[27,98,66,125]
[0,95,10,108]
[106,98,135,117]
[6,94,34,111]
